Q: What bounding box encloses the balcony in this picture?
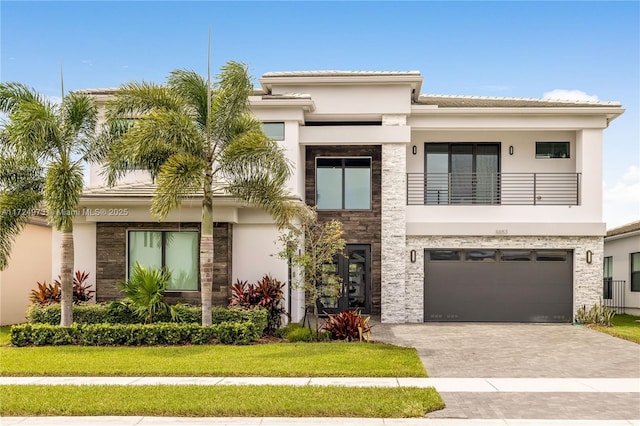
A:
[407,173,581,206]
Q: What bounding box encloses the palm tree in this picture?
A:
[102,61,295,325]
[0,82,98,326]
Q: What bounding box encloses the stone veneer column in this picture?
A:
[381,142,407,323]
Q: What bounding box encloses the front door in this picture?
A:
[318,244,371,315]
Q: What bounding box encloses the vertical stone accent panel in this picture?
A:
[405,235,604,322]
[96,222,232,306]
[305,145,382,314]
[380,143,407,323]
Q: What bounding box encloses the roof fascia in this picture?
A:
[260,75,424,101]
[411,106,625,122]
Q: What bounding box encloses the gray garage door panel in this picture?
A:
[424,250,573,322]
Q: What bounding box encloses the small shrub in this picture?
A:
[575,304,616,327]
[323,310,372,342]
[30,271,96,305]
[120,264,173,323]
[29,281,61,304]
[229,275,286,334]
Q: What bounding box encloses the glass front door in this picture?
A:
[318,244,371,315]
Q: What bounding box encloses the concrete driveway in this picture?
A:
[374,322,640,420]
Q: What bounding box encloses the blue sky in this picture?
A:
[1,1,638,227]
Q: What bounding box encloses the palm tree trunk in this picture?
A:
[200,175,214,326]
[59,228,74,326]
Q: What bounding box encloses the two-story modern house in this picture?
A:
[58,70,624,324]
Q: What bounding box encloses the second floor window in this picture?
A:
[425,143,500,205]
[316,158,371,210]
[262,122,285,141]
[536,142,570,159]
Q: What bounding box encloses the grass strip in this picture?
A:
[1,384,444,417]
[594,314,640,344]
[0,341,426,377]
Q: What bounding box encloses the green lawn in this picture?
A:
[0,326,9,345]
[0,384,444,417]
[0,325,426,377]
[594,314,640,344]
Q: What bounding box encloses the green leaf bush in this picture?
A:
[26,303,268,333]
[10,321,261,347]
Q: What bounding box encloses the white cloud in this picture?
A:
[603,165,640,228]
[543,89,600,102]
[81,59,93,67]
[47,95,62,105]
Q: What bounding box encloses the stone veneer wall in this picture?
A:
[305,145,382,314]
[380,143,407,323]
[96,222,232,306]
[402,235,604,323]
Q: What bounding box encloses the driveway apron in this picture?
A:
[374,322,640,420]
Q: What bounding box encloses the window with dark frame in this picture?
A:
[128,230,199,291]
[603,256,613,299]
[536,142,570,159]
[631,252,640,292]
[316,157,371,210]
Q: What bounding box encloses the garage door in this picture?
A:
[424,249,573,322]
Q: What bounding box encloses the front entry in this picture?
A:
[318,244,371,315]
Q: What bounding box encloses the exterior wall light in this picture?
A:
[586,250,593,264]
[412,145,417,155]
[410,249,417,263]
[509,146,514,155]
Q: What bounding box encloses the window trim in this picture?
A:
[126,229,200,292]
[315,156,372,211]
[535,141,570,159]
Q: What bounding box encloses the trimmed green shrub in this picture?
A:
[10,321,259,346]
[10,324,77,347]
[27,303,267,332]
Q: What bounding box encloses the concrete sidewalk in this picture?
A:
[1,376,639,393]
[2,417,640,425]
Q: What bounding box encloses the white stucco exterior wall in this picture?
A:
[604,231,640,315]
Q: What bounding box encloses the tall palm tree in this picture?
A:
[102,61,295,325]
[0,82,98,326]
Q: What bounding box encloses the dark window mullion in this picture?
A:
[342,159,346,209]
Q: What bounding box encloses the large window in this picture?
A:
[536,142,570,159]
[425,143,500,205]
[316,158,371,210]
[128,230,199,291]
[631,253,640,292]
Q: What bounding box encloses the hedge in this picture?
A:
[10,321,261,347]
[26,303,268,333]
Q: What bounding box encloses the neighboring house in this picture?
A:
[56,70,625,324]
[604,221,640,316]
[1,216,52,325]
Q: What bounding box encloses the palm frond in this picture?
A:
[61,91,97,147]
[44,158,84,231]
[167,69,209,127]
[220,131,295,227]
[116,110,203,180]
[0,82,44,114]
[3,99,61,160]
[210,61,254,149]
[151,152,205,220]
[105,82,183,121]
[220,131,291,187]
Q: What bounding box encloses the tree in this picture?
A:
[278,206,346,338]
[0,82,98,326]
[101,61,295,325]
